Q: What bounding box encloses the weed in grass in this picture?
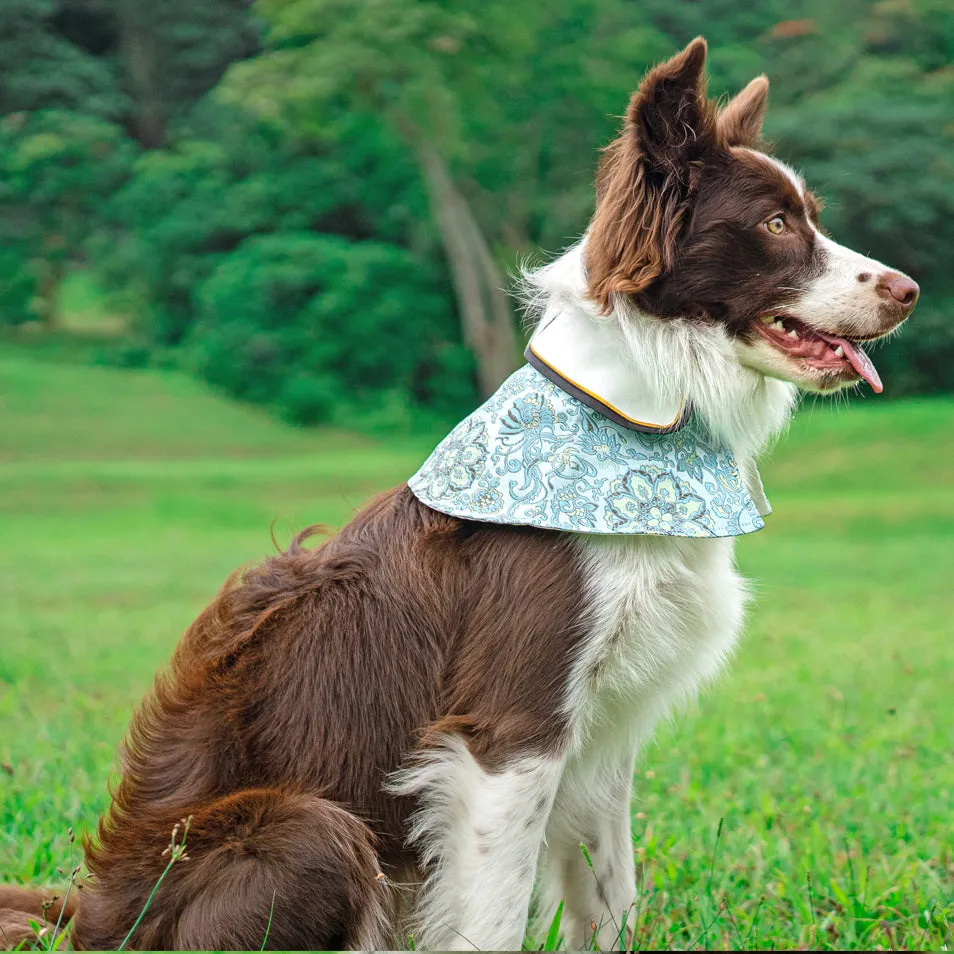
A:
[117,817,191,952]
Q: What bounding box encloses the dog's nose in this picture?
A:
[877,272,920,312]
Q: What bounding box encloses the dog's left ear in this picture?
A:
[718,75,769,147]
[586,38,717,313]
[629,36,713,178]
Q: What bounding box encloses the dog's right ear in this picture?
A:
[587,38,716,313]
[718,75,769,147]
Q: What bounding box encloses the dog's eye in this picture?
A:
[765,215,786,235]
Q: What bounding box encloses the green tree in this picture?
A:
[0,0,126,120]
[222,0,522,397]
[92,100,477,423]
[113,0,261,147]
[6,0,952,406]
[0,0,258,324]
[190,232,472,426]
[0,110,134,326]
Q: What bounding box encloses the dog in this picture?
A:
[7,37,917,952]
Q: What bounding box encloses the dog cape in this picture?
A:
[408,362,771,538]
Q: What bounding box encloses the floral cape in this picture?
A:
[408,365,770,538]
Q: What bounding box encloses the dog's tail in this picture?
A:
[66,788,390,951]
[0,883,80,949]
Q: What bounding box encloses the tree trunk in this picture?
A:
[415,142,519,398]
[117,1,165,148]
[34,246,65,330]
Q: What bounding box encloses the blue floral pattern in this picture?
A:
[408,365,769,537]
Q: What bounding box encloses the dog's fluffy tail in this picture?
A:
[0,884,79,949]
[68,788,390,951]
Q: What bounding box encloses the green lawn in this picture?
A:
[1,349,952,950]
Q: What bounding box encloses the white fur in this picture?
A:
[388,737,564,950]
[535,745,638,949]
[397,245,798,950]
[741,151,905,342]
[531,535,747,947]
[521,244,798,459]
[798,231,899,337]
[522,244,789,947]
[568,535,746,753]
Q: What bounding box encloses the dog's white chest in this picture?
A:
[567,535,747,751]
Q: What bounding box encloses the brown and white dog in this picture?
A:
[9,38,918,952]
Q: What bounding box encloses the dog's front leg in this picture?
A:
[394,737,564,950]
[534,747,638,950]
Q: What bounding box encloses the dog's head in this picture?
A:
[585,38,918,394]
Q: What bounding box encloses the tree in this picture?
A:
[0,110,134,326]
[190,231,472,426]
[5,0,952,404]
[221,0,521,396]
[0,0,259,324]
[0,0,126,120]
[113,0,261,148]
[91,101,477,424]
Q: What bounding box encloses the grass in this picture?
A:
[1,343,952,950]
[55,272,128,337]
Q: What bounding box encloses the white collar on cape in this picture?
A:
[408,311,771,537]
[525,305,688,434]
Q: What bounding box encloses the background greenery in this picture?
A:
[2,0,953,427]
[1,1,953,950]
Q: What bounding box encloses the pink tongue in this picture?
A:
[834,338,883,393]
[814,330,883,393]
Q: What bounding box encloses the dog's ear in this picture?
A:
[586,38,716,313]
[630,37,712,176]
[718,75,769,147]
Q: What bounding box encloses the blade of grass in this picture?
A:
[543,899,564,951]
[260,889,277,950]
[48,865,80,952]
[578,842,622,948]
[117,817,191,952]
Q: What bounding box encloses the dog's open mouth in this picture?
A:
[755,314,883,393]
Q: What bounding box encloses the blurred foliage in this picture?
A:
[191,231,473,427]
[0,110,134,326]
[1,0,952,425]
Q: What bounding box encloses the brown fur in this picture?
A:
[53,487,589,949]
[717,75,769,149]
[586,37,718,310]
[633,143,834,333]
[0,885,79,949]
[583,40,861,338]
[585,39,787,318]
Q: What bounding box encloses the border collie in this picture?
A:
[4,37,917,952]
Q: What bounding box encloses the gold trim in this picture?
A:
[527,342,684,430]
